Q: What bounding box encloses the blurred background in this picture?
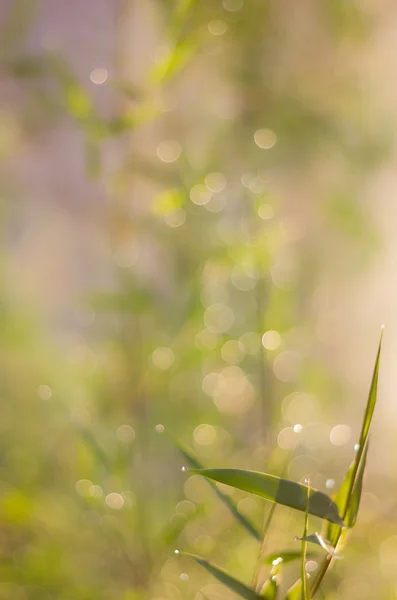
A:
[1,0,397,598]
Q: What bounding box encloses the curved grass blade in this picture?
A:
[284,578,302,600]
[176,441,261,541]
[192,469,344,526]
[178,552,263,600]
[264,551,317,566]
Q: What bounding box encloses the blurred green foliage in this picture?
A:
[0,1,392,599]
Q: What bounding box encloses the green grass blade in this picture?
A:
[176,442,262,541]
[313,331,383,595]
[284,578,302,600]
[344,440,369,527]
[301,480,312,599]
[192,469,344,526]
[338,330,382,523]
[326,331,382,546]
[178,552,263,600]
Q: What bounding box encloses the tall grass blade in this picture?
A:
[337,329,382,523]
[176,442,261,540]
[178,552,263,600]
[192,469,344,526]
[312,330,383,595]
[301,480,312,599]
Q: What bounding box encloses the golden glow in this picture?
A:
[261,330,281,350]
[116,424,136,442]
[254,128,277,149]
[330,424,351,446]
[156,140,182,163]
[89,68,108,85]
[151,347,175,370]
[105,493,124,509]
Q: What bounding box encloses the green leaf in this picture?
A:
[192,469,344,526]
[176,442,261,540]
[284,578,302,600]
[263,551,317,566]
[178,552,263,600]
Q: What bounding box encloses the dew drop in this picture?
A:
[293,423,303,433]
[181,465,188,472]
[155,423,165,433]
[354,443,360,452]
[271,576,277,581]
[326,479,335,489]
[180,573,189,581]
[174,549,180,555]
[304,478,310,485]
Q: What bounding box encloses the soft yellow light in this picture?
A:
[254,128,277,149]
[156,140,181,163]
[151,347,175,370]
[208,20,228,35]
[90,67,108,85]
[116,424,136,442]
[194,424,217,446]
[258,204,274,220]
[105,493,124,509]
[221,339,244,364]
[164,209,186,227]
[262,330,281,350]
[223,0,243,11]
[204,303,234,333]
[205,172,227,193]
[37,384,52,400]
[190,184,212,206]
[330,424,351,446]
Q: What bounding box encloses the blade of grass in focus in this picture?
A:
[312,330,383,595]
[176,441,261,540]
[178,552,263,600]
[191,469,344,526]
[337,328,382,525]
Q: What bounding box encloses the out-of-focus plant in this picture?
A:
[0,0,391,599]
